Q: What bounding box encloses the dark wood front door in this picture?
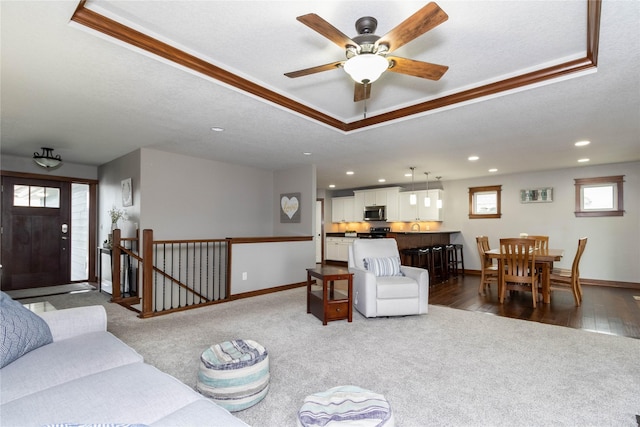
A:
[1,176,71,290]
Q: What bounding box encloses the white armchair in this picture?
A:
[348,238,429,318]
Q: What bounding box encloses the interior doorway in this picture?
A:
[315,199,324,264]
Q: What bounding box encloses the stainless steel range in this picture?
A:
[368,227,390,238]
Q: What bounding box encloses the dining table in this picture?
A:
[485,247,564,304]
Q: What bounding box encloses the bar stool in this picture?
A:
[418,246,433,275]
[429,245,447,283]
[445,244,465,277]
[401,248,422,268]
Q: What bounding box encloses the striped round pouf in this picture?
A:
[196,339,269,412]
[297,385,395,427]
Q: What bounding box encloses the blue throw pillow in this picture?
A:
[1,291,53,368]
[363,256,403,277]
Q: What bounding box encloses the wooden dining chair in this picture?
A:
[527,235,549,250]
[476,236,499,295]
[499,238,539,308]
[549,237,587,306]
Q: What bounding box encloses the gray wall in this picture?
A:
[139,148,274,239]
[97,149,141,245]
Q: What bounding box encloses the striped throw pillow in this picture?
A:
[363,256,403,277]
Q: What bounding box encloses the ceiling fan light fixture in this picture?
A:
[343,54,388,84]
[33,147,62,169]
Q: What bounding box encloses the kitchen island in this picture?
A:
[325,230,461,263]
[388,231,461,251]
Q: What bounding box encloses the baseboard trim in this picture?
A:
[230,281,307,300]
[463,270,640,290]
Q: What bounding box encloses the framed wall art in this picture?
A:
[280,192,300,223]
[520,187,552,203]
[121,178,133,207]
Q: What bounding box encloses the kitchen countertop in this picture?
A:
[327,231,460,237]
[389,230,461,234]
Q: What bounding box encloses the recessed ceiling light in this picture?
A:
[404,173,412,177]
[346,171,354,175]
[378,178,386,183]
[468,156,479,161]
[575,140,590,147]
[210,127,224,132]
[489,168,498,173]
[303,152,312,156]
[329,184,336,188]
[578,158,590,163]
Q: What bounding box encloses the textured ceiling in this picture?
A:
[1,1,638,190]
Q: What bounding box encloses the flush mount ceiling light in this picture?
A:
[343,53,389,84]
[33,147,62,169]
[468,156,479,161]
[575,140,590,147]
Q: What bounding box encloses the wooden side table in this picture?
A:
[306,265,353,325]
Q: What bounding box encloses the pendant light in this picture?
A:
[424,172,431,207]
[436,176,443,208]
[409,167,417,205]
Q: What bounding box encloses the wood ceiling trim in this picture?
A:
[70,1,601,133]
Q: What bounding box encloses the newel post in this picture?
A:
[111,228,122,301]
[141,229,154,317]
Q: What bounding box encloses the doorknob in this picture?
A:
[61,224,68,233]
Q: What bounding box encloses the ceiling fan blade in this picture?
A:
[297,14,358,49]
[376,2,448,53]
[387,56,448,80]
[284,61,344,78]
[354,82,372,102]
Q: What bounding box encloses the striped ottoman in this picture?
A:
[196,339,269,412]
[297,385,395,427]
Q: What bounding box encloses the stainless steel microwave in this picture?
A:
[363,205,386,221]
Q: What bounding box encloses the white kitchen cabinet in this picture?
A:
[325,237,358,261]
[399,190,443,221]
[331,196,356,223]
[385,189,400,221]
[353,192,365,222]
[354,187,401,221]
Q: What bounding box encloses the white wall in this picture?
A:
[443,161,639,283]
[231,240,315,294]
[139,148,274,239]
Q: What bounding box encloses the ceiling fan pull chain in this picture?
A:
[363,81,369,118]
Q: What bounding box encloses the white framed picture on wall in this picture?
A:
[121,178,133,207]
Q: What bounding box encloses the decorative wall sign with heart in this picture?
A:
[280,192,301,223]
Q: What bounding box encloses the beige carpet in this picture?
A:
[23,289,640,427]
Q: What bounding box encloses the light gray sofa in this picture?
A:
[0,304,249,427]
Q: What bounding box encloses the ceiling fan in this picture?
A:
[284,2,449,102]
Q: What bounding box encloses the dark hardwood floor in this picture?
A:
[429,274,640,339]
